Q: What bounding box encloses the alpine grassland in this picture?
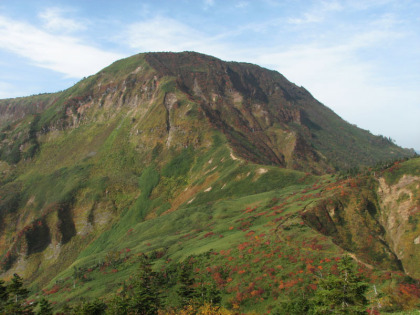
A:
[0,52,418,313]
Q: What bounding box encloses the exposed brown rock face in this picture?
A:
[378,175,420,278]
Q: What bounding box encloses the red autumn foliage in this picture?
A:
[330,264,338,275]
[238,242,250,251]
[212,272,225,286]
[203,231,215,238]
[44,285,60,295]
[244,207,257,213]
[306,264,316,274]
[250,288,264,297]
[398,283,420,298]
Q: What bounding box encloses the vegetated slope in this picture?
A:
[0,52,418,312]
[0,52,413,171]
[3,156,418,313]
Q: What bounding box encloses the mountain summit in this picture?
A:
[143,52,413,170]
[0,52,418,312]
[0,52,412,172]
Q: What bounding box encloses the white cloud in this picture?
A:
[288,0,343,24]
[0,15,124,78]
[125,17,200,52]
[39,7,86,33]
[124,16,229,57]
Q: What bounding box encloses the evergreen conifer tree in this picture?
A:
[197,280,221,306]
[128,254,160,315]
[177,259,196,307]
[0,280,8,312]
[311,255,368,314]
[37,298,53,315]
[2,273,35,314]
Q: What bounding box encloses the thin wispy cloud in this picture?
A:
[288,0,343,24]
[125,17,202,52]
[38,7,86,33]
[0,15,123,78]
[124,16,229,57]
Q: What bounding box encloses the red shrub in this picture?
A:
[203,231,215,238]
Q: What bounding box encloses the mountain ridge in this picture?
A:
[0,51,413,172]
[0,51,418,313]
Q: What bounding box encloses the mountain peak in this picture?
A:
[0,52,418,313]
[0,51,413,172]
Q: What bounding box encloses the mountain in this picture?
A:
[0,52,418,313]
[0,52,412,172]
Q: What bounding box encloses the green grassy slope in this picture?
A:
[29,158,420,313]
[0,52,418,313]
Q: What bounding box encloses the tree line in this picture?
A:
[0,254,376,314]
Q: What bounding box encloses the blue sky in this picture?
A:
[0,0,419,150]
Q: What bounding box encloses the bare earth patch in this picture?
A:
[230,151,239,161]
[257,168,268,175]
